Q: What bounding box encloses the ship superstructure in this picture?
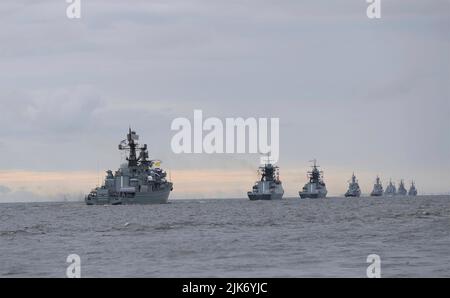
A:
[397,179,407,196]
[384,179,397,196]
[299,159,328,199]
[408,181,418,196]
[85,128,173,205]
[345,173,361,197]
[248,160,284,200]
[370,176,384,197]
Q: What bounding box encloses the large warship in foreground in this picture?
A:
[397,180,407,196]
[384,180,397,196]
[85,128,173,205]
[299,160,327,199]
[370,176,384,197]
[345,173,361,197]
[248,160,284,200]
[408,181,418,196]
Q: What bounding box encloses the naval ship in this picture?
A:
[370,176,384,197]
[299,160,328,199]
[345,173,361,197]
[384,179,397,196]
[248,161,284,200]
[408,181,418,196]
[397,180,407,196]
[247,158,284,201]
[85,128,173,205]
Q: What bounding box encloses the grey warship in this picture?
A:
[408,181,418,196]
[384,179,397,196]
[299,160,327,199]
[248,161,284,200]
[345,173,361,197]
[370,176,384,197]
[397,179,407,196]
[85,128,173,205]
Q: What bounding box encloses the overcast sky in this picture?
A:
[0,0,449,201]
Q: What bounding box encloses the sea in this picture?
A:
[1,196,449,277]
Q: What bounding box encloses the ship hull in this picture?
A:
[345,193,361,198]
[248,192,283,201]
[299,182,327,199]
[384,192,396,197]
[86,188,171,205]
[299,192,327,199]
[370,193,383,197]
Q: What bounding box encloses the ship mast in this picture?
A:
[308,159,322,183]
[259,153,277,182]
[351,172,356,184]
[118,128,142,167]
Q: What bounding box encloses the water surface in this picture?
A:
[1,196,449,277]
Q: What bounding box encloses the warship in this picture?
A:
[397,179,407,196]
[345,173,361,197]
[370,176,384,197]
[299,159,328,199]
[247,160,284,200]
[384,179,397,196]
[408,181,418,196]
[85,128,173,205]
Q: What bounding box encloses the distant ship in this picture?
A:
[345,173,361,197]
[384,179,397,196]
[408,181,418,196]
[299,159,328,199]
[397,180,407,196]
[248,161,284,200]
[85,128,173,205]
[370,176,384,197]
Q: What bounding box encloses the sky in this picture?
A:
[0,0,449,202]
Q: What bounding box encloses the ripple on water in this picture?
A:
[0,196,449,277]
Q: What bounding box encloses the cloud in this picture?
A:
[0,1,449,199]
[1,86,104,138]
[0,190,82,203]
[0,185,11,194]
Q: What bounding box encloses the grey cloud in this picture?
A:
[0,185,11,194]
[1,86,104,138]
[0,0,449,194]
[0,189,82,203]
